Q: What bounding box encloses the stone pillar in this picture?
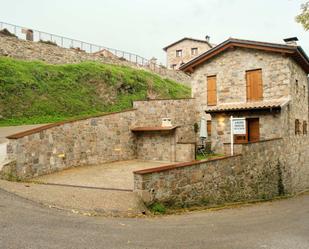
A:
[149,57,157,71]
[22,29,34,41]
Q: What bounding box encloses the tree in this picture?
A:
[296,1,309,31]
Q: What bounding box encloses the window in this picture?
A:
[191,48,198,56]
[295,80,298,94]
[246,69,263,101]
[176,50,182,57]
[207,121,211,136]
[303,121,307,135]
[207,75,217,106]
[295,119,301,135]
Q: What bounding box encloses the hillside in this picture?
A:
[0,57,191,126]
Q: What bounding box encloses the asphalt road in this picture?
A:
[0,189,308,249]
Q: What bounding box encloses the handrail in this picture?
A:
[0,21,152,67]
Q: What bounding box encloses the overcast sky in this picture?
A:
[0,0,308,64]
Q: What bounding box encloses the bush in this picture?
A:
[0,28,17,38]
[149,203,166,214]
[39,40,58,46]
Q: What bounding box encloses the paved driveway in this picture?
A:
[33,160,170,190]
[0,189,308,249]
[0,160,170,216]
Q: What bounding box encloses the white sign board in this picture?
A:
[232,118,246,135]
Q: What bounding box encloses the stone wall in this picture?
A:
[1,98,198,179]
[0,34,191,85]
[0,141,8,169]
[4,110,137,179]
[288,58,309,136]
[133,99,198,144]
[191,48,292,111]
[166,39,212,69]
[211,108,287,153]
[190,47,309,152]
[136,131,176,162]
[176,143,196,162]
[134,136,309,207]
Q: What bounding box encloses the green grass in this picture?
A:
[149,203,167,214]
[196,153,225,161]
[0,57,191,126]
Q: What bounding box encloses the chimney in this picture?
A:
[205,35,210,42]
[283,37,298,46]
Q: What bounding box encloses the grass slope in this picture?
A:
[0,57,190,126]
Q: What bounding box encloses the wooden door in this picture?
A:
[207,76,217,106]
[246,69,263,101]
[248,118,260,142]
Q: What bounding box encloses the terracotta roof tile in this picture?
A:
[205,98,290,113]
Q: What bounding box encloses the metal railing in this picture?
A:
[0,21,153,67]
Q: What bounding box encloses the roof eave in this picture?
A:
[180,39,309,74]
[205,106,282,114]
[163,37,212,52]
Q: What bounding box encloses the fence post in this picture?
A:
[0,21,151,68]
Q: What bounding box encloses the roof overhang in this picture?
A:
[163,37,212,52]
[205,98,290,114]
[179,38,309,74]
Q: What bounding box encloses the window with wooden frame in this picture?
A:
[207,75,217,106]
[246,69,263,101]
[295,119,301,135]
[191,47,198,56]
[303,121,307,135]
[176,49,182,57]
[207,120,211,136]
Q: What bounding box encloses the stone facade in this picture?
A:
[1,99,198,179]
[136,131,176,162]
[133,99,198,162]
[133,99,198,144]
[175,143,196,162]
[134,136,309,207]
[165,38,212,70]
[190,47,309,152]
[0,34,191,85]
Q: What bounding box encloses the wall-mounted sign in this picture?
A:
[232,118,246,135]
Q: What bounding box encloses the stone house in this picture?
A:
[163,37,213,70]
[180,37,309,153]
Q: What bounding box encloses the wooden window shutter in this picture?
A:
[295,119,300,135]
[207,76,217,106]
[246,69,263,101]
[303,121,307,135]
[207,121,211,136]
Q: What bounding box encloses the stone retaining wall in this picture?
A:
[134,136,309,207]
[1,98,198,179]
[4,110,137,179]
[0,35,191,85]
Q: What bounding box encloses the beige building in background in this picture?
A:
[163,37,213,70]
